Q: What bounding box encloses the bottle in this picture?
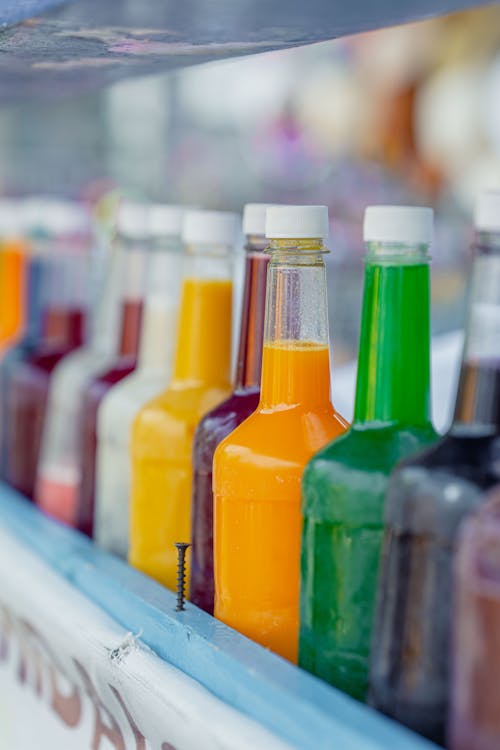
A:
[299,205,437,699]
[450,487,500,750]
[129,209,238,590]
[0,200,28,356]
[35,197,124,528]
[74,202,149,537]
[190,204,272,614]
[94,205,184,557]
[2,200,89,500]
[369,192,500,745]
[213,205,348,662]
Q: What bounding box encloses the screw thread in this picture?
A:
[174,542,190,612]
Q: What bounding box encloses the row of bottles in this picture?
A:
[1,194,500,749]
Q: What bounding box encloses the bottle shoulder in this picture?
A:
[386,432,500,539]
[308,423,438,472]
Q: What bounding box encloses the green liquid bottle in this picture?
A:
[299,205,438,700]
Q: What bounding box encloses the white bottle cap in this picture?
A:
[117,201,149,240]
[243,204,277,236]
[266,205,329,239]
[474,191,500,233]
[149,204,185,237]
[182,209,240,246]
[363,206,433,244]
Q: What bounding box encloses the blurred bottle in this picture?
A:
[450,487,500,750]
[369,192,500,744]
[190,204,271,614]
[129,209,238,590]
[94,205,184,557]
[1,199,90,500]
[35,194,123,525]
[299,206,437,699]
[214,206,348,662]
[72,202,149,536]
[0,200,29,356]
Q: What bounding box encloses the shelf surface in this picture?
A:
[0,483,440,750]
[0,0,494,100]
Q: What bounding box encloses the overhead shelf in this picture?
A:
[0,0,494,100]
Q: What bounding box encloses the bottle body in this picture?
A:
[95,237,182,556]
[369,241,500,743]
[190,245,268,614]
[300,254,436,699]
[35,231,122,524]
[130,274,233,589]
[214,235,347,662]
[450,490,500,750]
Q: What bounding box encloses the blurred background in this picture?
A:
[1,5,500,368]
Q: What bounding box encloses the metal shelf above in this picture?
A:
[0,0,494,101]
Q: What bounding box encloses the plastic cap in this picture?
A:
[475,191,500,232]
[266,205,329,239]
[243,204,279,236]
[149,204,185,237]
[363,205,433,244]
[117,201,149,239]
[182,209,240,245]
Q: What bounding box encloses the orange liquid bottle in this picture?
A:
[214,205,348,662]
[0,235,27,354]
[129,209,239,590]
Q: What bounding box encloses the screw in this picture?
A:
[174,542,190,612]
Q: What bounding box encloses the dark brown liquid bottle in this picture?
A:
[369,192,500,745]
[190,205,271,614]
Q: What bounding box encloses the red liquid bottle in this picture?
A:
[76,204,148,537]
[3,202,90,500]
[190,204,271,613]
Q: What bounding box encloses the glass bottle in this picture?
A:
[35,197,122,524]
[1,200,89,500]
[299,206,437,700]
[369,192,500,745]
[190,204,272,614]
[73,203,149,537]
[0,200,28,356]
[129,209,238,590]
[213,205,348,663]
[94,205,185,558]
[450,487,500,750]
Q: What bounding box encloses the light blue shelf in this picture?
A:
[0,482,440,750]
[0,0,494,100]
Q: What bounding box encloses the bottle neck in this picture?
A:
[260,238,332,408]
[116,237,147,359]
[172,242,233,387]
[234,235,269,390]
[137,238,183,372]
[454,238,500,428]
[354,241,432,426]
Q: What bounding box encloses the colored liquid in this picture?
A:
[36,300,142,533]
[369,424,500,744]
[94,300,178,557]
[214,342,348,663]
[3,308,85,500]
[0,240,26,353]
[190,250,268,614]
[77,356,136,536]
[130,278,232,590]
[190,387,260,613]
[450,497,500,750]
[299,260,436,700]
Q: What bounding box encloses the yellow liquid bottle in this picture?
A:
[214,206,348,662]
[129,209,239,590]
